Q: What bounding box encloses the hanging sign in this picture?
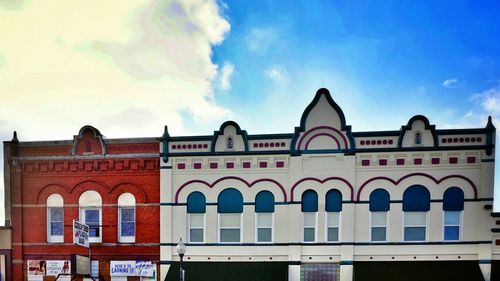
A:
[73,220,89,248]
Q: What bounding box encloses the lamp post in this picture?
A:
[176,238,186,281]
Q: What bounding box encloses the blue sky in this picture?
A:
[0,0,499,219]
[205,0,500,134]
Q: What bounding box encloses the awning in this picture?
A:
[165,262,288,281]
[354,261,484,281]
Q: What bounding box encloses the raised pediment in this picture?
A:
[72,126,106,156]
[398,115,437,148]
[212,121,248,152]
[291,88,354,154]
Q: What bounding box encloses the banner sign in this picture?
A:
[141,263,157,281]
[110,261,154,277]
[136,261,154,277]
[110,261,136,276]
[73,220,89,248]
[46,260,71,276]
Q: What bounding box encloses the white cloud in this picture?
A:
[0,0,232,139]
[265,66,289,83]
[0,0,232,223]
[245,27,277,52]
[218,62,234,90]
[481,90,500,116]
[464,110,475,119]
[442,78,459,88]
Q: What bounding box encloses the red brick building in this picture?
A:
[3,126,160,280]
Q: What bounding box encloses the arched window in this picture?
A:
[47,194,64,243]
[369,189,390,242]
[218,188,243,243]
[187,192,206,243]
[415,132,422,145]
[443,187,464,241]
[118,193,135,243]
[301,190,318,242]
[301,190,318,212]
[255,191,275,243]
[226,136,234,149]
[79,190,102,243]
[325,190,342,242]
[403,185,430,241]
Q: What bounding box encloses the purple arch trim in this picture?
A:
[290,177,354,201]
[356,173,478,201]
[297,126,348,150]
[304,133,341,150]
[175,176,287,203]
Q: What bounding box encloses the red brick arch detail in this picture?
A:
[175,176,287,203]
[70,180,109,203]
[304,133,341,150]
[297,126,348,150]
[36,184,72,204]
[290,177,354,201]
[356,173,478,201]
[109,182,148,204]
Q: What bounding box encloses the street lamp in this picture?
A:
[176,238,186,281]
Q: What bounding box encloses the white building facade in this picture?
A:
[160,88,497,281]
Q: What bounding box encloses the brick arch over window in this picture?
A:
[36,184,71,204]
[290,177,354,201]
[71,180,110,204]
[297,126,349,151]
[356,173,478,201]
[175,176,287,203]
[110,182,148,204]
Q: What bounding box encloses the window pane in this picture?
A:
[444,226,459,240]
[50,208,63,221]
[327,227,339,241]
[190,229,203,242]
[121,208,134,222]
[404,227,425,241]
[258,214,272,228]
[190,214,204,228]
[371,212,386,226]
[304,228,315,242]
[121,222,134,236]
[220,229,240,242]
[51,222,63,236]
[257,228,272,242]
[405,212,426,226]
[445,211,460,225]
[303,213,315,227]
[89,225,99,237]
[327,212,339,227]
[220,214,240,227]
[85,209,100,223]
[371,227,386,241]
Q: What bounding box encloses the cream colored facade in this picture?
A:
[160,88,497,281]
